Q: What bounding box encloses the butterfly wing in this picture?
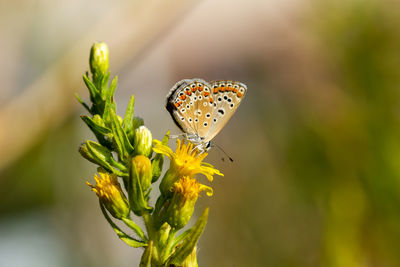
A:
[166,79,215,138]
[203,80,247,142]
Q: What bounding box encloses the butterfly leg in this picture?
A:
[169,133,187,139]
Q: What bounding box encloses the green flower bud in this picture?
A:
[89,42,109,77]
[132,155,152,192]
[87,171,130,220]
[160,177,212,230]
[134,126,153,157]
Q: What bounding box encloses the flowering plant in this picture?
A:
[77,42,223,266]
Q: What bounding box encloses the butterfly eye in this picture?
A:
[230,103,234,108]
[239,87,245,93]
[234,85,239,89]
[224,96,228,100]
[203,122,208,127]
[213,118,218,123]
[220,83,225,87]
[217,97,222,102]
[181,117,185,121]
[227,83,232,87]
[203,102,208,107]
[186,104,190,109]
[185,87,190,91]
[228,98,232,102]
[218,109,225,115]
[198,95,202,100]
[181,108,186,113]
[204,87,209,92]
[191,84,196,88]
[213,85,218,88]
[195,118,199,123]
[206,113,211,118]
[188,118,193,122]
[196,110,202,115]
[179,92,184,96]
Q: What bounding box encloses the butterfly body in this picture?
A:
[166,78,247,152]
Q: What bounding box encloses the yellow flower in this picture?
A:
[87,171,130,219]
[153,139,223,195]
[160,177,212,229]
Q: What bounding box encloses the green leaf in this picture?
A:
[124,95,135,133]
[128,160,153,216]
[83,74,99,103]
[100,71,111,98]
[151,131,170,183]
[171,228,191,249]
[110,109,134,161]
[139,241,153,267]
[121,217,146,241]
[75,93,91,114]
[79,141,127,177]
[100,201,147,248]
[167,208,209,266]
[81,115,111,134]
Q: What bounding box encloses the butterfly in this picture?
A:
[166,78,247,152]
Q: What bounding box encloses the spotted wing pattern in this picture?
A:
[166,79,215,137]
[166,78,247,143]
[204,80,247,142]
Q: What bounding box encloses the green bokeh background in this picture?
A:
[1,0,400,266]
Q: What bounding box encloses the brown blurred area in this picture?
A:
[1,0,400,266]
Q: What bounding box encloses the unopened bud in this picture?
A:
[89,42,109,77]
[134,126,152,157]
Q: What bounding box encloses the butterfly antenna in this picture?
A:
[212,143,234,162]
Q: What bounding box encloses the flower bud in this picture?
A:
[87,172,130,220]
[160,177,212,230]
[133,126,153,157]
[89,42,109,77]
[132,155,152,192]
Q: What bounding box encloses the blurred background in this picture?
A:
[1,0,400,266]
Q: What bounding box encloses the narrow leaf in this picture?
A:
[124,95,135,133]
[139,241,153,267]
[110,109,134,160]
[167,208,209,266]
[83,74,99,102]
[121,217,146,241]
[75,93,91,113]
[100,201,147,248]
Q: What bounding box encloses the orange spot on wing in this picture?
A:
[180,95,186,100]
[198,86,203,91]
[185,91,192,96]
[219,86,225,92]
[191,86,197,92]
[209,98,214,103]
[203,92,210,97]
[213,88,218,93]
[237,92,243,98]
[174,103,180,107]
[227,86,232,91]
[233,88,238,93]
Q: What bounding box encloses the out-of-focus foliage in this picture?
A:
[1,0,400,266]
